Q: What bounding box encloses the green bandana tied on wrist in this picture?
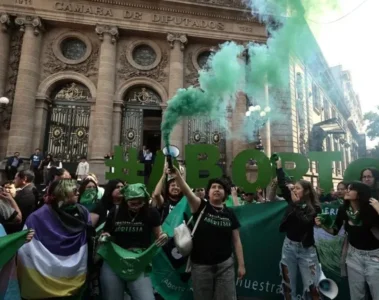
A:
[97,242,158,281]
[121,183,150,202]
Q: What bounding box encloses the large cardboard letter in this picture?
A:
[308,151,342,192]
[344,158,379,182]
[232,149,271,193]
[185,144,223,188]
[278,152,309,181]
[105,146,144,183]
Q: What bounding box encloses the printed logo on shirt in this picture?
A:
[114,221,144,233]
[204,213,231,227]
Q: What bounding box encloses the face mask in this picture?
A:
[80,189,97,205]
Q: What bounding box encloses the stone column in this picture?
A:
[6,16,43,157]
[112,101,123,148]
[90,25,118,160]
[0,13,11,97]
[33,97,50,151]
[167,33,187,159]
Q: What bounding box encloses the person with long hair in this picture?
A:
[275,159,322,300]
[360,167,379,199]
[99,183,168,300]
[90,179,124,227]
[78,178,99,212]
[167,166,245,300]
[316,181,379,299]
[152,162,183,223]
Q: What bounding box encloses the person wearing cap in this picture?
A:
[167,166,245,300]
[100,183,168,300]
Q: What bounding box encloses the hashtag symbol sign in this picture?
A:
[105,146,144,183]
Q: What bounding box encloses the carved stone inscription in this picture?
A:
[55,2,113,16]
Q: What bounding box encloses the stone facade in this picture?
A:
[0,0,364,185]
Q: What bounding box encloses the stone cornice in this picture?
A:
[0,13,11,32]
[15,16,44,35]
[167,33,188,50]
[95,25,119,43]
[87,0,258,23]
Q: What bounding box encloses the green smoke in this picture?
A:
[161,42,245,146]
[162,0,339,145]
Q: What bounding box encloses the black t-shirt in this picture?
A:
[191,199,240,265]
[334,206,379,250]
[91,201,108,227]
[104,204,161,250]
[159,197,181,224]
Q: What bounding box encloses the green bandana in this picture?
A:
[317,213,334,229]
[121,183,150,202]
[346,206,362,226]
[80,189,98,211]
[97,241,158,281]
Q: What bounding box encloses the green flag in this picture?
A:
[97,241,158,282]
[0,229,28,268]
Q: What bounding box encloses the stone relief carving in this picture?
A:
[54,83,90,101]
[0,13,10,32]
[15,16,44,35]
[189,0,246,9]
[126,87,161,105]
[95,25,119,44]
[43,40,99,77]
[3,31,23,129]
[118,49,168,83]
[167,33,188,51]
[185,51,199,86]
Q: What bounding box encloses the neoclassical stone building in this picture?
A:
[0,0,365,184]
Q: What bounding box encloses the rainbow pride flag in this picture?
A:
[17,205,89,299]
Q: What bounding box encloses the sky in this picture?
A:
[308,0,378,149]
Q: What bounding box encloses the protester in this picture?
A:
[78,178,100,212]
[46,157,63,185]
[168,166,245,300]
[316,181,379,299]
[90,179,124,227]
[4,170,38,234]
[17,179,91,299]
[29,148,43,184]
[86,172,105,199]
[99,183,168,300]
[5,152,23,180]
[360,167,379,199]
[275,158,322,300]
[39,154,53,185]
[76,156,90,181]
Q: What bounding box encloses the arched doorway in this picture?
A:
[44,82,91,164]
[121,86,162,154]
[188,117,227,172]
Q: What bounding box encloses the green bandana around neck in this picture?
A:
[346,206,362,226]
[97,241,158,281]
[121,183,150,202]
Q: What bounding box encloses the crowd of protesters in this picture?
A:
[0,150,379,300]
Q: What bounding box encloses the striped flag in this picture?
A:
[17,205,89,299]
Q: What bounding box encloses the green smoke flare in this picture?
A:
[161,42,245,146]
[162,0,339,145]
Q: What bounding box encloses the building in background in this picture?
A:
[0,0,365,184]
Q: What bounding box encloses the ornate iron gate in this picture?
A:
[45,104,90,162]
[188,117,226,170]
[121,107,143,153]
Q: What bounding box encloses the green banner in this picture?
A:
[151,200,350,299]
[0,229,28,268]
